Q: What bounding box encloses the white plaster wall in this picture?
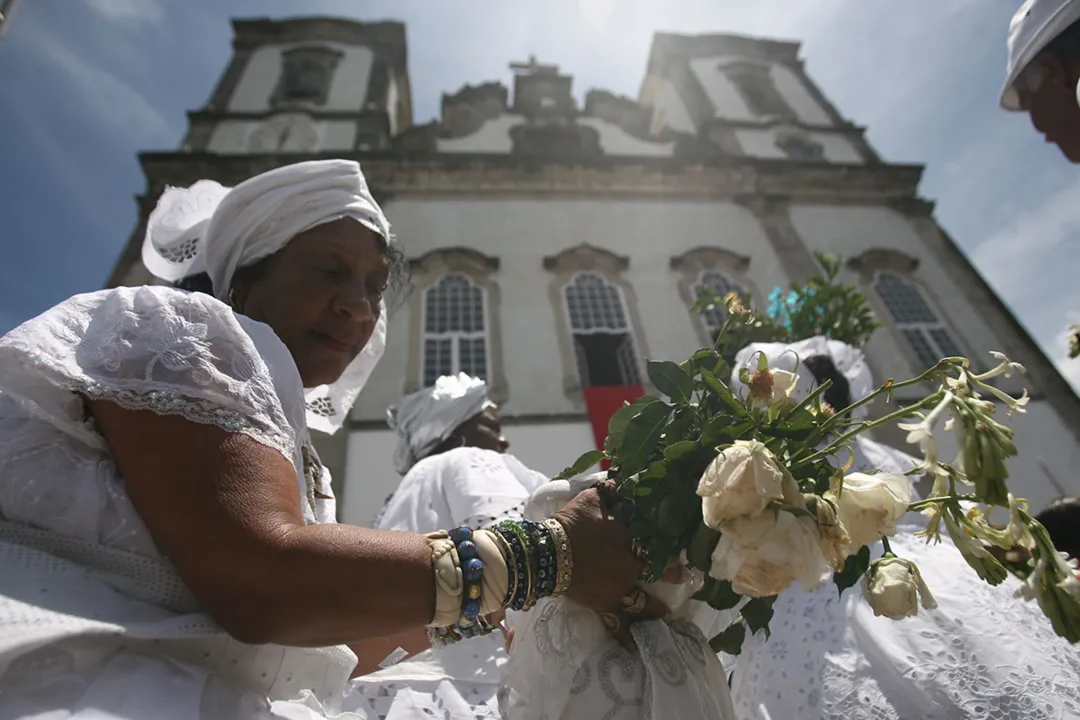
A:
[386,69,399,137]
[228,43,374,113]
[340,422,595,527]
[651,78,697,134]
[351,198,790,422]
[689,56,832,125]
[577,118,675,157]
[437,115,522,153]
[340,428,398,527]
[734,128,863,163]
[438,116,676,156]
[207,118,355,153]
[789,204,1015,386]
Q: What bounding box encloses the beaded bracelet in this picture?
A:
[542,518,573,596]
[522,519,558,600]
[492,520,534,611]
[449,526,484,623]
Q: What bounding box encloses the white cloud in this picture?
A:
[85,0,164,27]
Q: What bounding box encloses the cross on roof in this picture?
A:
[509,55,559,76]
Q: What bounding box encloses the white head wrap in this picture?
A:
[140,159,393,434]
[730,336,874,417]
[387,373,494,475]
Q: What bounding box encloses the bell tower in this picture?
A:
[105,16,412,289]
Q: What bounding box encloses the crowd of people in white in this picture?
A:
[3,0,1080,717]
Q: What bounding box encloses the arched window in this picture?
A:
[698,269,745,332]
[564,273,641,387]
[422,273,487,386]
[874,270,962,370]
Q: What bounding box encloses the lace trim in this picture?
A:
[2,339,295,465]
[76,380,296,465]
[462,500,527,530]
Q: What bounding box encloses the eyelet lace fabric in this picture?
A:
[0,286,369,718]
[727,527,1080,719]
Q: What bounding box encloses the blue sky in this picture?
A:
[1,0,1079,389]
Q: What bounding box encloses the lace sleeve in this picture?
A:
[0,286,295,461]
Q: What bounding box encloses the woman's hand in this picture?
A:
[553,487,672,645]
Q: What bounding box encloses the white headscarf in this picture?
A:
[140,159,392,434]
[730,336,874,417]
[388,373,494,475]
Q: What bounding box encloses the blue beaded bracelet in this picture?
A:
[450,526,484,622]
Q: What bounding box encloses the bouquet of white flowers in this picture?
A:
[552,291,1079,655]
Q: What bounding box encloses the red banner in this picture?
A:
[582,385,645,469]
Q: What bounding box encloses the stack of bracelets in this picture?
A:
[427,518,574,649]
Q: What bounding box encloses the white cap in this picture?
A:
[1001,0,1080,110]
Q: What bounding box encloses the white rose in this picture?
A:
[747,367,800,411]
[697,440,787,528]
[827,472,911,550]
[811,496,851,571]
[709,510,832,597]
[862,556,937,620]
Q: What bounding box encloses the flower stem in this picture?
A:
[881,536,893,555]
[794,396,939,469]
[821,364,943,433]
[907,495,976,512]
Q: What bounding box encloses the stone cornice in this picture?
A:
[135,151,926,204]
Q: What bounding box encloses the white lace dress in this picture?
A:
[0,286,374,719]
[726,437,1080,719]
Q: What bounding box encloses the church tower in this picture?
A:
[105,17,411,288]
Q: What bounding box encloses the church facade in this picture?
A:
[106,17,1080,526]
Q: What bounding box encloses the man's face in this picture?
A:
[1019,52,1080,163]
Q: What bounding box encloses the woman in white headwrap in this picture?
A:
[725,337,1080,719]
[344,374,548,716]
[0,160,660,720]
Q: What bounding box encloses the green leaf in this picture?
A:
[833,544,872,596]
[604,403,643,455]
[693,577,742,611]
[647,361,694,405]
[700,369,749,419]
[741,596,777,638]
[709,621,746,655]
[663,439,699,461]
[680,348,722,378]
[619,401,673,472]
[634,486,653,497]
[553,449,606,480]
[687,523,722,574]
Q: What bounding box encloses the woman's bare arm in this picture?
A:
[91,400,436,647]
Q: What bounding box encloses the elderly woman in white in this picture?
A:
[344,374,546,717]
[725,337,1080,719]
[0,160,659,719]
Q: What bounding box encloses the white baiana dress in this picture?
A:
[0,286,411,719]
[725,436,1080,719]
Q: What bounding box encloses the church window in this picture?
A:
[272,47,343,107]
[564,273,641,387]
[722,61,793,119]
[697,270,746,332]
[422,274,488,387]
[776,132,824,160]
[874,270,962,370]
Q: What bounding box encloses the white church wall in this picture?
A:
[437,116,522,153]
[340,421,595,527]
[207,118,356,153]
[228,43,374,113]
[688,56,832,126]
[789,204,1012,385]
[350,197,792,424]
[577,118,676,156]
[341,428,398,527]
[650,78,697,135]
[734,128,863,163]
